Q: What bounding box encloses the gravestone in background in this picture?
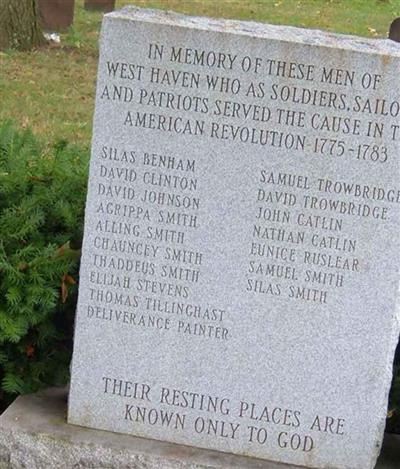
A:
[38,0,75,31]
[389,18,400,42]
[68,7,400,469]
[84,0,116,13]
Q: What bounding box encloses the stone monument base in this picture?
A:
[0,388,397,469]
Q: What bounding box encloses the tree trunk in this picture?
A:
[0,0,44,51]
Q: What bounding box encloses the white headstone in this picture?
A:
[69,7,400,469]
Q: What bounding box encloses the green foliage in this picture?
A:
[0,121,87,403]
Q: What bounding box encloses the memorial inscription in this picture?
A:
[69,7,400,469]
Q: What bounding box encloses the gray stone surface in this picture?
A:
[69,6,400,469]
[0,388,399,469]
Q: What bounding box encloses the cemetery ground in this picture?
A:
[0,0,399,451]
[0,0,399,147]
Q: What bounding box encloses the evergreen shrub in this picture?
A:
[0,121,87,405]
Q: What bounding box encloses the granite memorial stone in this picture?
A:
[69,7,400,469]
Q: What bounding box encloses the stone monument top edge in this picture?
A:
[104,5,400,58]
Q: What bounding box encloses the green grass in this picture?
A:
[1,0,399,147]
